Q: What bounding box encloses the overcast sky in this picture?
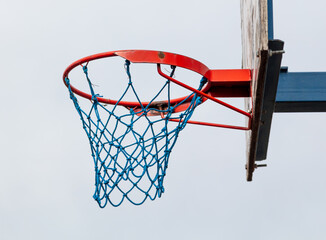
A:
[1,0,326,239]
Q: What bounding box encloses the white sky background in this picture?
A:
[1,0,326,239]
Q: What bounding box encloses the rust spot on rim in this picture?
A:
[158,51,165,59]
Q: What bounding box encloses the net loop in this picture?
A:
[65,60,204,207]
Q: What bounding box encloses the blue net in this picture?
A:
[65,60,206,207]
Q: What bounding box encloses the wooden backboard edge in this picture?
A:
[246,49,269,181]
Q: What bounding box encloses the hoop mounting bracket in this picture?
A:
[206,69,251,98]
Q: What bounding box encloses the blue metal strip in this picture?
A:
[275,71,326,112]
[268,0,274,40]
[276,72,326,101]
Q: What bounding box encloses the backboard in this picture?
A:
[241,0,284,181]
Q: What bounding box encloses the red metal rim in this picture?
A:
[63,50,253,130]
[62,50,211,108]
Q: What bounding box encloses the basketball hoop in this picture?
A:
[63,50,252,207]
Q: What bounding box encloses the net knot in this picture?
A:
[92,94,102,102]
[83,65,88,74]
[199,77,208,89]
[196,96,203,105]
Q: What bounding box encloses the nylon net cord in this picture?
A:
[65,60,206,207]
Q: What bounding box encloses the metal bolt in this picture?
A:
[269,50,285,57]
[254,164,267,169]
